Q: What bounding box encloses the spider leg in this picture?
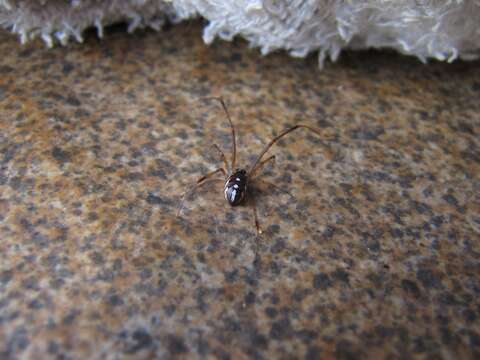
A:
[248,124,327,176]
[250,155,275,179]
[177,177,224,217]
[254,178,296,201]
[211,143,230,174]
[250,191,262,235]
[197,167,227,184]
[204,97,237,170]
[177,168,226,216]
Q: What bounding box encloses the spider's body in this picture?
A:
[178,97,325,234]
[224,169,248,206]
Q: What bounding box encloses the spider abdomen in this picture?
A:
[224,169,247,206]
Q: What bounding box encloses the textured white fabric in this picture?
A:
[1,0,479,66]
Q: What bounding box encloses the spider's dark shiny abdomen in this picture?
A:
[224,169,247,206]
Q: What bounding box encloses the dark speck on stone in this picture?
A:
[0,65,13,73]
[391,228,404,238]
[269,318,291,340]
[401,279,421,298]
[86,211,98,222]
[196,252,206,263]
[62,310,79,325]
[411,201,431,214]
[463,309,477,323]
[62,62,74,74]
[149,168,166,179]
[250,332,268,349]
[89,251,104,265]
[265,307,278,318]
[244,291,256,305]
[223,317,241,332]
[230,52,242,62]
[440,327,455,345]
[47,341,59,354]
[266,224,280,234]
[28,299,43,309]
[127,329,153,354]
[349,125,385,141]
[365,238,381,252]
[375,325,394,338]
[457,121,474,135]
[430,215,445,228]
[139,268,152,280]
[176,129,188,140]
[66,96,81,106]
[305,346,322,360]
[18,48,33,57]
[332,268,350,285]
[438,292,458,306]
[146,193,172,206]
[6,327,29,354]
[335,339,359,360]
[271,239,286,253]
[416,269,441,289]
[125,172,143,181]
[51,147,71,164]
[269,261,281,276]
[323,225,336,239]
[442,194,458,207]
[0,270,13,285]
[167,334,188,354]
[107,294,124,307]
[164,304,176,316]
[224,269,238,283]
[22,276,38,289]
[313,273,332,290]
[113,259,122,271]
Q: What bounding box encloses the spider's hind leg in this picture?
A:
[247,189,262,235]
[254,178,296,201]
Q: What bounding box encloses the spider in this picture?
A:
[178,97,324,234]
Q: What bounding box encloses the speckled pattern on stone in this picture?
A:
[0,22,479,359]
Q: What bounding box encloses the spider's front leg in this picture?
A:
[177,167,226,216]
[211,143,230,174]
[249,155,275,179]
[197,167,227,184]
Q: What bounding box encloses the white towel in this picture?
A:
[1,0,479,67]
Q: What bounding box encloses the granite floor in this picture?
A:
[0,21,479,359]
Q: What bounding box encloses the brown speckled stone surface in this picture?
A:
[1,21,479,359]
